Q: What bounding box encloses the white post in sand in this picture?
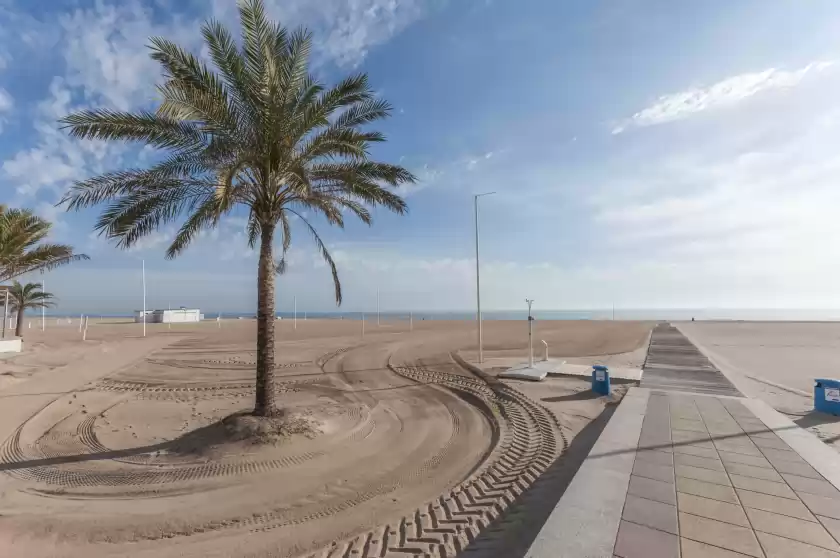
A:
[361,313,365,337]
[294,296,297,330]
[79,314,83,332]
[83,316,89,341]
[40,272,45,331]
[142,259,146,338]
[474,192,495,364]
[2,289,8,339]
[542,340,548,362]
[409,311,413,332]
[217,313,221,328]
[526,299,535,368]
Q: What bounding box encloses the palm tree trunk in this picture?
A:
[254,222,277,417]
[15,308,22,337]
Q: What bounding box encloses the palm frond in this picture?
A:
[287,210,341,304]
[60,110,207,151]
[0,208,89,281]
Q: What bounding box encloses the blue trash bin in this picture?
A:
[592,365,611,396]
[815,379,840,415]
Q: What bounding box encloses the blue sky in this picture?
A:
[1,0,840,313]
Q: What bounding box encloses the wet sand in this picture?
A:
[0,318,652,558]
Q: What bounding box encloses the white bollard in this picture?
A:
[409,311,413,332]
[361,313,365,337]
[79,315,84,332]
[82,316,89,341]
[542,340,548,362]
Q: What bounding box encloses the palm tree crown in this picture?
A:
[59,0,415,416]
[6,281,55,337]
[0,206,89,282]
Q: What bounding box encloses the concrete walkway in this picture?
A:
[528,388,840,557]
[643,323,742,397]
[526,323,840,558]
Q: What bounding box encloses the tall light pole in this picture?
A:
[526,299,535,367]
[142,259,146,337]
[474,192,496,364]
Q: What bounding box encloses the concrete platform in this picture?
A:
[493,357,643,383]
[527,387,840,558]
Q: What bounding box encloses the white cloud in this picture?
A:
[58,1,200,111]
[0,87,13,134]
[209,0,439,68]
[613,61,835,134]
[589,95,840,307]
[126,227,175,253]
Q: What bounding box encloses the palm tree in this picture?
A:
[59,0,415,417]
[0,205,89,282]
[7,281,55,337]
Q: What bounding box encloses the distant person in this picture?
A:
[691,317,695,322]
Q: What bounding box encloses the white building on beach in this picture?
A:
[134,308,202,323]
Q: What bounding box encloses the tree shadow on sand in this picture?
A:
[0,411,316,472]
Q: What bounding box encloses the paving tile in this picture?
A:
[676,463,732,486]
[783,473,840,499]
[770,459,823,479]
[677,492,750,527]
[675,453,725,471]
[628,475,677,506]
[745,507,840,551]
[672,429,711,443]
[719,450,773,469]
[714,442,764,457]
[632,460,675,484]
[675,444,720,459]
[737,420,770,432]
[724,461,784,482]
[622,494,678,534]
[750,430,785,440]
[756,531,840,558]
[614,519,679,558]
[636,449,675,466]
[801,492,840,520]
[681,538,755,557]
[729,474,797,499]
[672,419,708,433]
[677,477,739,504]
[752,436,794,451]
[818,515,840,545]
[736,488,818,522]
[707,427,745,437]
[679,512,763,557]
[761,447,808,464]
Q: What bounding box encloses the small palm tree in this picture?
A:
[59,0,415,417]
[0,205,89,282]
[7,281,55,337]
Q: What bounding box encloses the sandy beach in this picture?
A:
[679,321,840,450]
[0,318,652,558]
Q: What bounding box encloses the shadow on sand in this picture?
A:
[461,401,618,558]
[0,412,291,472]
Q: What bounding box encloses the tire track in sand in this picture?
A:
[302,364,566,558]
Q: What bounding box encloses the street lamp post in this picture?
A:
[474,192,496,364]
[526,299,535,367]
